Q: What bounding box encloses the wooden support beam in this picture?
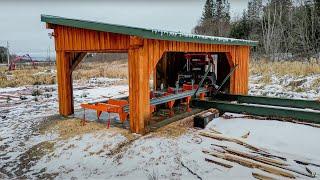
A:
[128,46,150,134]
[71,52,87,72]
[56,51,74,116]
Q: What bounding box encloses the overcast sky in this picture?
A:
[0,0,248,57]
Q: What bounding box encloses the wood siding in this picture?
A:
[50,25,250,134]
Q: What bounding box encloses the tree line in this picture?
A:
[194,0,320,60]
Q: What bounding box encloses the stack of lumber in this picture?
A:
[199,130,317,179]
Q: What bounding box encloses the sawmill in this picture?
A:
[41,15,320,134]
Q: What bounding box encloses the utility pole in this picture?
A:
[6,41,9,67]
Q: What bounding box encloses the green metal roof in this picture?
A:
[41,14,258,46]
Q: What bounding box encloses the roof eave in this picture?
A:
[41,14,258,47]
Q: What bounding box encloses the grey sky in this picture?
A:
[0,0,249,57]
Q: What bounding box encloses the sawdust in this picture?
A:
[152,114,199,139]
[153,109,219,138]
[41,118,132,140]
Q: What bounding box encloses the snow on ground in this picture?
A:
[249,74,320,100]
[19,115,320,179]
[1,75,320,179]
[0,78,128,178]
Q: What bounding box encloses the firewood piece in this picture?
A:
[199,131,266,153]
[203,150,295,178]
[205,158,233,168]
[252,172,276,180]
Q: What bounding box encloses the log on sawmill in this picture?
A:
[203,150,295,178]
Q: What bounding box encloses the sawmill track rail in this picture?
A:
[192,94,320,124]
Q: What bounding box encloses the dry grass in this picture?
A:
[73,59,128,80]
[250,59,320,77]
[0,66,56,88]
[0,59,128,88]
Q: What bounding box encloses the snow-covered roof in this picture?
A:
[41,14,258,46]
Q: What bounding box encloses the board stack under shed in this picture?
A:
[194,109,219,128]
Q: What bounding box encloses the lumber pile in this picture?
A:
[199,130,317,179]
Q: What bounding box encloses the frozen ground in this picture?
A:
[249,74,320,100]
[1,76,320,179]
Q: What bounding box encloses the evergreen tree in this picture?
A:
[229,11,250,39]
[194,0,231,37]
[201,0,214,21]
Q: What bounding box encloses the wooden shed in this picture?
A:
[41,15,257,134]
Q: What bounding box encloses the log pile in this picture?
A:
[199,130,317,179]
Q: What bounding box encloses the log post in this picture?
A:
[56,51,74,116]
[128,36,150,134]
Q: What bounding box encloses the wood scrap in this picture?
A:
[221,147,289,167]
[199,131,267,153]
[305,167,316,177]
[181,161,202,180]
[223,148,316,178]
[241,131,250,139]
[208,127,222,134]
[252,152,287,161]
[252,172,276,180]
[294,160,320,167]
[203,150,295,178]
[205,158,233,168]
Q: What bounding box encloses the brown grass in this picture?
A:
[0,59,128,88]
[0,66,56,87]
[250,59,320,77]
[73,59,128,80]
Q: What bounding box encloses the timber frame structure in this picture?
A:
[41,14,257,134]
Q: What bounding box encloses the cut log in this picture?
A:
[199,131,266,153]
[203,150,295,179]
[252,172,276,180]
[205,158,233,168]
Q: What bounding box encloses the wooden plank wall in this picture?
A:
[50,25,250,134]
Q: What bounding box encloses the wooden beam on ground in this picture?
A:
[252,172,276,180]
[199,131,265,152]
[203,150,295,178]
